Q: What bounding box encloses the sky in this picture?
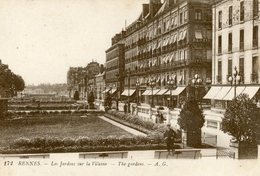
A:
[0,0,150,85]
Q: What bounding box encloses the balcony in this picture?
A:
[239,42,244,51]
[251,73,259,83]
[216,75,222,84]
[253,39,258,48]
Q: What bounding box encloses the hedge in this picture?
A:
[0,135,182,154]
[106,110,159,131]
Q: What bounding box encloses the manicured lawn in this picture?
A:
[0,115,133,148]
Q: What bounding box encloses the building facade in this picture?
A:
[105,32,125,99]
[203,0,260,147]
[67,61,101,100]
[121,0,212,107]
[85,61,101,99]
[67,67,86,98]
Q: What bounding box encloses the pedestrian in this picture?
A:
[160,113,164,123]
[124,103,127,114]
[164,124,177,156]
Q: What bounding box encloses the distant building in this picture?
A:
[85,61,100,98]
[67,61,101,100]
[95,71,106,100]
[67,67,85,98]
[105,32,125,99]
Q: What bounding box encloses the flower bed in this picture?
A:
[106,110,159,131]
[105,110,182,143]
[5,110,103,118]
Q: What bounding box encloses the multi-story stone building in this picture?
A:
[203,0,260,147]
[95,71,106,100]
[105,32,125,99]
[85,61,101,98]
[67,61,100,99]
[121,0,212,107]
[67,67,85,98]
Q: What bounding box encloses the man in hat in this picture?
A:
[164,123,177,156]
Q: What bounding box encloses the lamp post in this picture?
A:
[167,76,177,109]
[127,69,131,113]
[99,86,101,100]
[115,73,120,111]
[191,74,203,105]
[149,77,156,108]
[228,66,241,99]
[136,80,140,105]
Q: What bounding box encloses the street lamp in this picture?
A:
[149,77,156,108]
[228,66,241,98]
[127,69,131,113]
[136,80,140,105]
[99,86,102,100]
[191,74,203,103]
[167,76,177,109]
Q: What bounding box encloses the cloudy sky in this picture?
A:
[0,0,149,85]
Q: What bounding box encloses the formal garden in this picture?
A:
[0,110,177,154]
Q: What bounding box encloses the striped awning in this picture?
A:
[142,90,151,95]
[203,86,222,99]
[121,89,136,96]
[156,89,168,95]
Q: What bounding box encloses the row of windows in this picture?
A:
[124,7,205,48]
[218,26,258,54]
[217,56,258,83]
[138,49,187,68]
[218,0,259,29]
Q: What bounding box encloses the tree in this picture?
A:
[13,74,25,92]
[73,91,79,101]
[178,99,205,147]
[0,66,25,97]
[221,93,259,159]
[222,94,259,143]
[87,91,95,109]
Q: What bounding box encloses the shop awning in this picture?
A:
[203,86,222,99]
[142,90,151,95]
[172,86,186,96]
[241,86,260,99]
[156,89,168,95]
[213,87,232,100]
[164,87,186,96]
[121,89,136,96]
[222,86,246,101]
[147,89,160,95]
[110,89,117,95]
[102,89,110,93]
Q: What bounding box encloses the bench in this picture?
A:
[154,149,201,159]
[0,153,50,159]
[79,151,128,159]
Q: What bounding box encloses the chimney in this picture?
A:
[168,0,177,7]
[149,0,162,17]
[142,4,149,18]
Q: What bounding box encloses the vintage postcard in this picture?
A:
[0,0,260,175]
